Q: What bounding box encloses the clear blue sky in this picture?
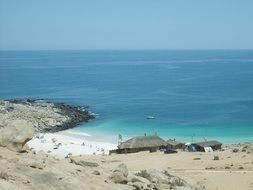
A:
[0,0,253,50]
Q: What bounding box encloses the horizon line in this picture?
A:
[1,48,253,51]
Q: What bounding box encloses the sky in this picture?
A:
[0,0,253,50]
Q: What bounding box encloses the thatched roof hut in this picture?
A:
[119,135,167,149]
[111,136,167,154]
[166,139,186,149]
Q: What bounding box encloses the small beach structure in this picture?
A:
[192,140,222,152]
[110,135,167,154]
[166,139,186,149]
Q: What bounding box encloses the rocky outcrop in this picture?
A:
[108,164,203,190]
[0,99,95,133]
[47,102,95,132]
[131,169,201,190]
[0,119,35,152]
[0,99,95,152]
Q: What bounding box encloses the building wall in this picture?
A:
[110,146,166,154]
[192,144,222,152]
[167,144,186,149]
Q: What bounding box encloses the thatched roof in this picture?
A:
[192,140,222,148]
[118,136,167,149]
[167,139,184,146]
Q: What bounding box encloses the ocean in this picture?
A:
[1,50,253,143]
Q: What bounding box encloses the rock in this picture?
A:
[0,119,35,152]
[169,176,188,187]
[136,169,197,189]
[158,184,173,190]
[136,170,152,181]
[128,181,146,190]
[70,157,99,167]
[205,166,215,170]
[127,174,150,184]
[110,164,130,184]
[114,163,129,177]
[39,135,44,139]
[151,177,158,183]
[109,171,128,184]
[232,148,239,153]
[213,155,219,160]
[29,162,45,169]
[23,180,31,184]
[92,170,101,175]
[0,172,9,180]
[143,169,169,184]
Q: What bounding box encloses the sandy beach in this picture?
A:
[27,130,117,158]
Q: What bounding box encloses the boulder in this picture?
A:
[114,163,129,177]
[110,171,128,184]
[0,172,9,180]
[127,174,150,184]
[137,169,168,184]
[0,120,35,152]
[157,184,172,190]
[70,157,99,167]
[92,170,101,175]
[213,155,219,160]
[136,169,196,189]
[169,176,189,187]
[128,181,146,190]
[232,148,239,153]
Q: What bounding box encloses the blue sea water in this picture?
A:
[0,50,253,143]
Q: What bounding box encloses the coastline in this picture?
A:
[1,99,95,132]
[27,130,118,158]
[1,99,253,189]
[0,99,117,158]
[1,98,252,158]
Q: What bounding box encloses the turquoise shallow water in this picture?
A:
[76,119,253,143]
[0,50,253,143]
